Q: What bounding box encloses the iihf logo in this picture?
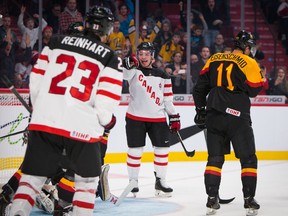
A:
[159,83,162,89]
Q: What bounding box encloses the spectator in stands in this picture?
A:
[0,14,18,49]
[14,50,38,88]
[190,24,206,55]
[222,46,232,53]
[165,51,187,93]
[258,64,270,95]
[179,31,188,60]
[59,0,83,34]
[33,25,53,51]
[210,33,226,54]
[128,20,160,54]
[44,3,62,35]
[116,0,134,37]
[267,66,288,102]
[158,32,183,66]
[190,53,199,64]
[153,19,173,59]
[108,19,126,55]
[0,32,31,88]
[277,0,288,55]
[191,46,211,86]
[201,0,223,48]
[179,1,208,32]
[17,5,48,49]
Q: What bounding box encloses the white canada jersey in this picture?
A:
[29,35,123,142]
[123,65,177,122]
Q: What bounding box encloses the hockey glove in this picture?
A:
[123,55,139,70]
[194,107,206,129]
[169,113,181,133]
[104,115,116,131]
[22,127,29,145]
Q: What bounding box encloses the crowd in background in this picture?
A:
[0,0,287,100]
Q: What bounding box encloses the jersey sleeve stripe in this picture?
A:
[164,84,172,88]
[99,76,123,86]
[96,89,121,100]
[245,80,264,88]
[200,67,209,75]
[39,54,49,62]
[31,67,45,75]
[164,92,173,96]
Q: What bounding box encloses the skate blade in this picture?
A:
[155,190,172,198]
[206,207,217,215]
[132,192,138,198]
[246,208,258,216]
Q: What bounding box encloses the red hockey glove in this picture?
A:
[169,113,180,133]
[104,115,116,131]
[194,107,206,129]
[123,55,139,69]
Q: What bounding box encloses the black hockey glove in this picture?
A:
[22,127,29,145]
[194,107,206,129]
[104,114,116,131]
[123,55,139,70]
[169,113,181,133]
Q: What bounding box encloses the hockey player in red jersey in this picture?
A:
[8,6,123,216]
[193,30,264,216]
[123,42,181,197]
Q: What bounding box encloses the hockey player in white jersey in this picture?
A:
[123,42,181,197]
[8,6,123,216]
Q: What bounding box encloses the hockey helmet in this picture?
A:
[136,42,155,57]
[68,21,84,35]
[85,6,114,37]
[234,30,257,56]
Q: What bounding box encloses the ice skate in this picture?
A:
[99,164,111,201]
[206,196,220,215]
[154,172,173,197]
[0,184,14,216]
[244,197,260,216]
[130,180,139,198]
[53,199,73,216]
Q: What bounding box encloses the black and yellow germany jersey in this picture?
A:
[193,52,264,120]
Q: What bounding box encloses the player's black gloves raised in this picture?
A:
[194,107,206,129]
[123,55,139,70]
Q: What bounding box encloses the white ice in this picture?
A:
[29,160,288,216]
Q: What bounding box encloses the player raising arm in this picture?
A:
[123,42,180,197]
[193,30,264,216]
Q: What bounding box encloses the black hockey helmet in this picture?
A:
[68,21,84,35]
[234,30,256,52]
[85,6,114,37]
[137,42,155,57]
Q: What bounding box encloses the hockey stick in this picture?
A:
[169,125,203,146]
[176,131,195,157]
[114,179,137,206]
[1,75,32,114]
[0,129,27,139]
[203,129,235,204]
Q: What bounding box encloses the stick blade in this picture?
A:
[219,196,235,204]
[187,150,196,157]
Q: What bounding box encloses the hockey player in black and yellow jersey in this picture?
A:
[193,30,264,216]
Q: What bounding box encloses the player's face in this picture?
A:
[137,50,153,68]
